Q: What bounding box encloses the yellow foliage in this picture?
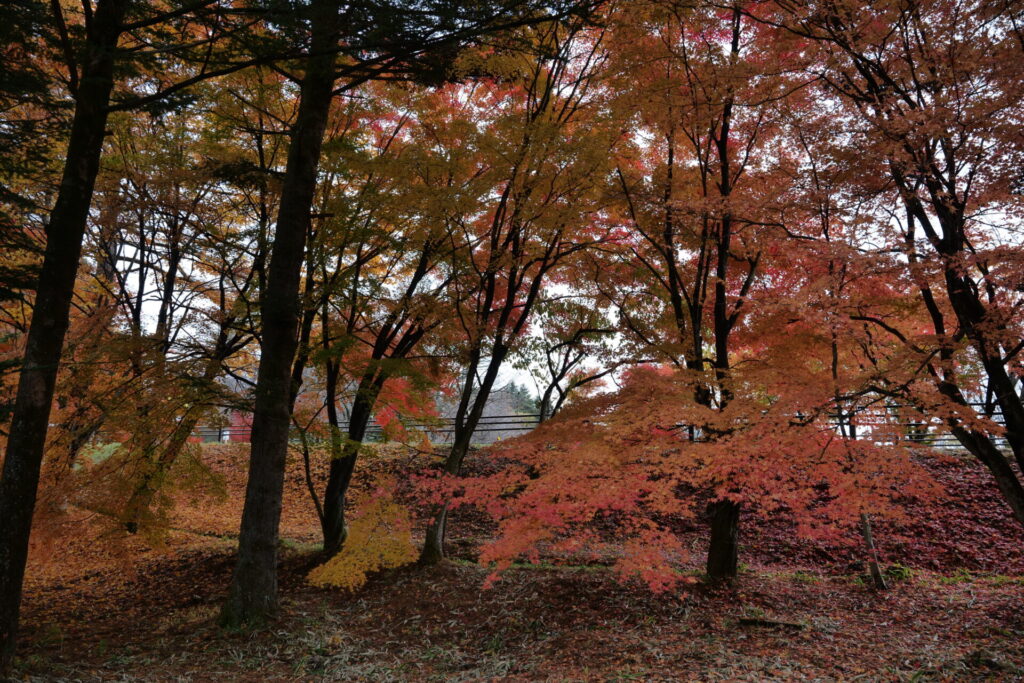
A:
[307,480,417,591]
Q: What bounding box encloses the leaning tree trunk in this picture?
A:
[419,429,475,566]
[419,348,506,565]
[321,373,385,556]
[950,422,1024,526]
[419,394,474,565]
[220,0,340,628]
[706,500,740,581]
[122,354,229,532]
[0,0,126,669]
[859,513,888,590]
[122,400,213,533]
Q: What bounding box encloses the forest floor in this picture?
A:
[10,443,1024,681]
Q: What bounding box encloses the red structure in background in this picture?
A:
[228,410,253,442]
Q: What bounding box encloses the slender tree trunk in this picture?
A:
[929,371,1024,527]
[420,350,506,565]
[220,0,340,628]
[859,513,888,590]
[318,246,432,555]
[706,500,740,581]
[320,354,347,554]
[943,268,1024,471]
[0,0,125,669]
[122,406,207,533]
[320,443,353,556]
[419,431,473,565]
[321,374,384,556]
[902,206,1024,527]
[123,356,226,532]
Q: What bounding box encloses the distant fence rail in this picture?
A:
[826,401,1008,450]
[192,413,543,444]
[103,400,1010,453]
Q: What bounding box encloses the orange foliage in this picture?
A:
[450,364,942,592]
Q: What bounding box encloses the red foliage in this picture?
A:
[441,366,941,591]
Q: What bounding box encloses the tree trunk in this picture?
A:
[321,375,384,556]
[706,500,740,581]
[420,505,450,566]
[537,383,555,423]
[419,342,512,564]
[702,10,744,587]
[122,407,206,533]
[0,0,125,669]
[319,355,347,555]
[419,429,474,565]
[943,269,1024,472]
[898,195,1024,530]
[123,355,228,532]
[859,513,888,590]
[320,442,354,556]
[418,346,498,566]
[220,0,340,628]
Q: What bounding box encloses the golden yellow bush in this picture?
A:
[308,479,417,591]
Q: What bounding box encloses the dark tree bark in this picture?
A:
[220,0,341,628]
[702,7,748,582]
[420,342,509,565]
[948,420,1024,526]
[706,500,740,581]
[0,0,127,669]
[320,375,383,556]
[413,12,599,566]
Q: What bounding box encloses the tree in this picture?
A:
[419,17,619,563]
[603,0,799,578]
[452,361,938,593]
[769,0,1024,523]
[220,0,344,627]
[93,94,271,532]
[0,0,268,664]
[303,88,463,555]
[1,0,133,665]
[223,0,597,626]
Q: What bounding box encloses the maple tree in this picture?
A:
[596,0,806,578]
[411,17,622,564]
[449,359,939,591]
[285,84,466,555]
[763,0,1024,524]
[87,88,275,533]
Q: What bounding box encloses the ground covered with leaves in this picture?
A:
[12,444,1024,681]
